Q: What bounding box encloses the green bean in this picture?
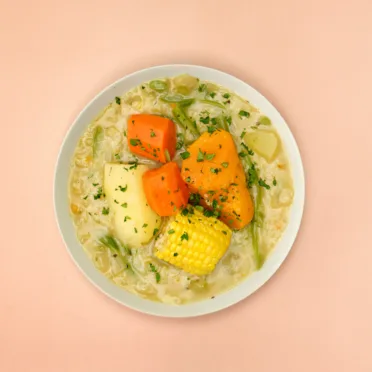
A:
[240,144,265,269]
[199,99,226,109]
[172,105,199,135]
[149,80,168,92]
[178,98,195,107]
[99,234,133,271]
[250,222,264,269]
[215,116,230,132]
[160,94,195,105]
[99,234,131,256]
[93,126,103,158]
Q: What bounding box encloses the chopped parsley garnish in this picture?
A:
[223,93,230,99]
[115,96,121,105]
[185,177,191,183]
[195,205,204,212]
[211,117,217,125]
[114,199,119,204]
[200,116,210,124]
[102,207,109,215]
[226,116,232,125]
[180,151,190,160]
[203,210,214,217]
[198,83,206,92]
[258,178,271,190]
[92,183,99,186]
[219,195,228,202]
[121,203,128,208]
[207,190,216,195]
[168,229,175,235]
[247,164,259,188]
[150,129,156,137]
[142,223,148,228]
[130,139,141,146]
[273,178,277,186]
[205,153,215,160]
[153,228,159,236]
[221,162,229,168]
[189,193,201,205]
[181,208,189,216]
[241,142,254,156]
[238,151,247,158]
[118,185,128,192]
[124,216,131,222]
[149,263,161,283]
[180,232,189,241]
[240,129,247,139]
[207,126,216,133]
[239,110,250,118]
[83,195,88,200]
[197,149,204,162]
[222,231,227,235]
[134,228,138,233]
[93,187,103,200]
[114,153,120,160]
[210,167,221,174]
[173,252,179,257]
[209,92,216,98]
[176,134,184,150]
[212,199,218,210]
[129,162,138,170]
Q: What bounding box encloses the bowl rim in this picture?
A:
[54,64,305,318]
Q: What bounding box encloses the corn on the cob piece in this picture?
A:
[154,208,232,276]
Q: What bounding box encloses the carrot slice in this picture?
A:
[127,114,176,163]
[143,162,189,216]
[181,129,254,229]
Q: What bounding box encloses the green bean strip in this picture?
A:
[149,80,168,92]
[99,234,131,256]
[160,94,194,105]
[99,234,133,271]
[198,99,226,109]
[93,126,103,158]
[172,105,199,135]
[216,116,230,132]
[241,144,264,269]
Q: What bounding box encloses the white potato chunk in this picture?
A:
[245,131,280,163]
[104,163,161,248]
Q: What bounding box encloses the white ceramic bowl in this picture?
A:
[54,64,305,317]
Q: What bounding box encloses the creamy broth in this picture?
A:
[68,75,293,304]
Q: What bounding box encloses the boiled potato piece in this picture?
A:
[173,74,198,95]
[104,164,161,248]
[245,131,280,163]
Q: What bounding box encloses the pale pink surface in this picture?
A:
[1,0,372,371]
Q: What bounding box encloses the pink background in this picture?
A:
[1,0,372,371]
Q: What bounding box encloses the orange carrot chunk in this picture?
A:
[127,114,176,163]
[143,162,190,216]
